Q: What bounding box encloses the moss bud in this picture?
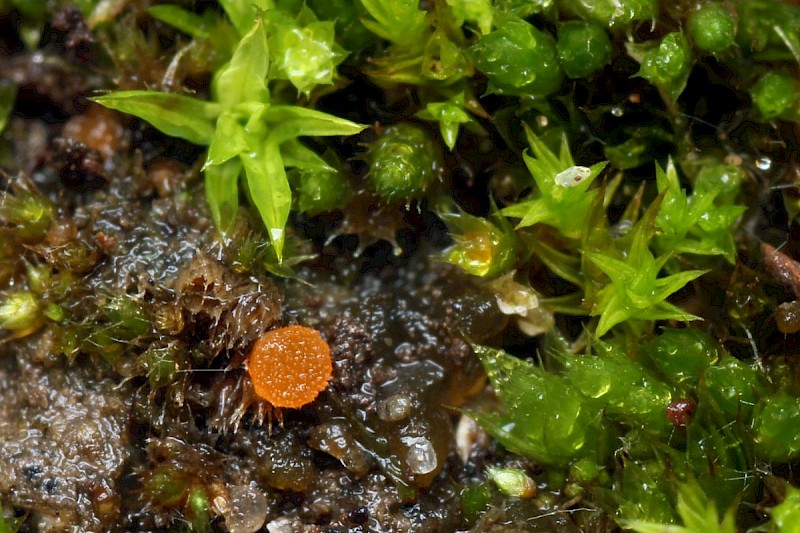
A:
[469,15,563,96]
[639,32,693,87]
[753,392,800,462]
[751,72,798,119]
[487,467,537,499]
[557,21,612,78]
[368,123,438,201]
[0,189,53,241]
[563,0,658,28]
[687,3,736,53]
[294,168,351,214]
[0,291,42,333]
[644,327,719,386]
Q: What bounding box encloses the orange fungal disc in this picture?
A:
[247,325,332,409]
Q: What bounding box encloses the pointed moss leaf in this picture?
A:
[204,158,241,235]
[360,0,428,47]
[651,269,707,303]
[213,17,269,110]
[503,198,553,229]
[280,138,335,172]
[625,479,736,533]
[523,124,563,190]
[446,0,493,34]
[147,5,211,38]
[584,251,635,287]
[416,93,472,150]
[204,112,248,168]
[265,106,367,142]
[466,410,549,461]
[92,91,218,145]
[0,84,16,134]
[242,136,291,260]
[218,0,271,36]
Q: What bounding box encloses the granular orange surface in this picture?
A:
[247,325,332,408]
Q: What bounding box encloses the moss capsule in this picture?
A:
[247,325,332,409]
[368,123,438,201]
[687,3,736,53]
[557,21,612,78]
[469,15,563,96]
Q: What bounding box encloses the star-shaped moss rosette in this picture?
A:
[501,124,607,240]
[584,197,707,336]
[94,11,365,261]
[653,159,745,264]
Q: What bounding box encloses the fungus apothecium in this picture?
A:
[247,325,332,408]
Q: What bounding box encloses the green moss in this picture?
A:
[687,3,736,53]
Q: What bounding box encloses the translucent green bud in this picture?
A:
[0,189,53,241]
[43,303,65,323]
[186,487,212,533]
[440,211,518,278]
[368,123,438,201]
[557,21,612,78]
[267,7,346,95]
[639,32,693,87]
[469,15,563,96]
[753,392,800,462]
[142,344,183,389]
[644,327,719,385]
[460,483,493,525]
[0,291,42,332]
[494,0,552,18]
[143,466,191,508]
[294,168,351,214]
[693,163,744,205]
[107,297,150,339]
[771,486,800,530]
[569,458,610,485]
[687,3,735,53]
[487,467,536,499]
[702,357,762,420]
[751,72,798,119]
[306,0,373,52]
[25,262,51,295]
[563,0,658,28]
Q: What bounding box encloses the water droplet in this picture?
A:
[376,394,412,422]
[405,438,438,475]
[757,157,772,171]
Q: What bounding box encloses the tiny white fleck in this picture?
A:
[555,166,591,188]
